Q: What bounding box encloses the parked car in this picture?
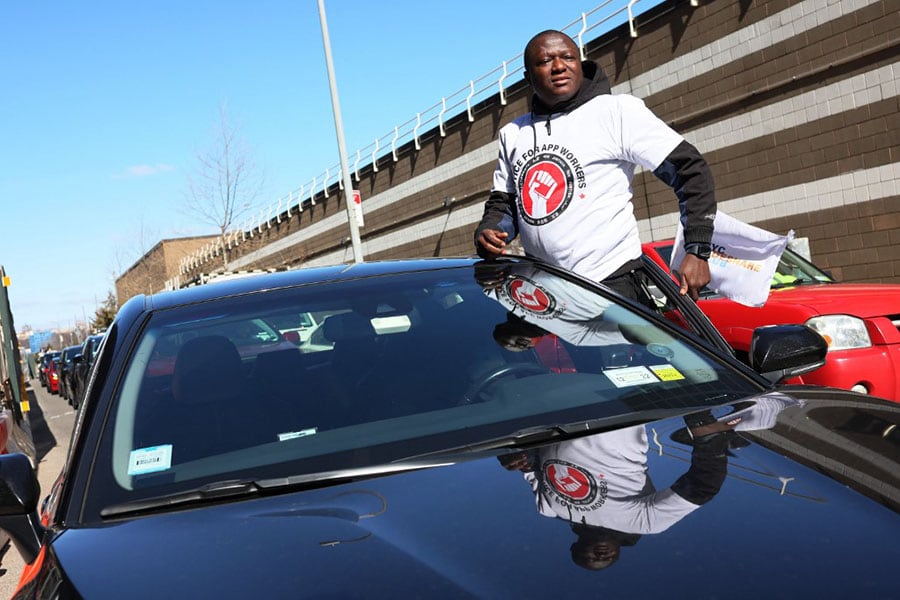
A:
[36,351,60,390]
[57,344,82,403]
[69,334,106,408]
[643,240,900,402]
[46,357,61,395]
[2,257,897,599]
[265,311,321,345]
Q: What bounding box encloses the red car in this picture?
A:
[47,357,61,394]
[643,240,900,403]
[38,351,61,390]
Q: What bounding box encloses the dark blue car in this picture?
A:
[2,256,897,598]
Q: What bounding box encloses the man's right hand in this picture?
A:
[476,228,509,258]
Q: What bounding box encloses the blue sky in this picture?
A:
[1,0,648,333]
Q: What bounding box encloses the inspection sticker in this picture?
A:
[604,366,658,388]
[278,428,317,442]
[649,364,685,381]
[128,445,173,475]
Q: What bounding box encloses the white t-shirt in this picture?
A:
[493,94,683,281]
[525,425,699,534]
[485,264,630,347]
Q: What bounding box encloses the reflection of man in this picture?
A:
[501,422,735,538]
[501,395,802,570]
[492,313,550,353]
[477,262,632,348]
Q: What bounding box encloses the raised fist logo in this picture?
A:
[526,169,558,219]
[509,279,550,313]
[546,462,592,501]
[519,156,571,225]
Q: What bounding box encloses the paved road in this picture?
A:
[0,377,76,598]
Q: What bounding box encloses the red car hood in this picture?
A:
[764,282,900,318]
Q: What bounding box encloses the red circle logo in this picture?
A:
[522,161,567,220]
[547,463,592,501]
[508,278,552,314]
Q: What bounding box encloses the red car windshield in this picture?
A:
[651,242,834,293]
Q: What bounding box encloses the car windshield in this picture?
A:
[653,244,834,295]
[769,247,835,287]
[101,261,763,510]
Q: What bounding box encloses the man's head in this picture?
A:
[523,30,584,108]
[570,538,621,571]
[493,314,548,352]
[569,525,640,571]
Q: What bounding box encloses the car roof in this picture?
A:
[136,258,480,313]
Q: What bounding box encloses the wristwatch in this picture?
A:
[684,242,712,260]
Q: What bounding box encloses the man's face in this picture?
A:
[499,333,538,352]
[571,539,621,571]
[524,33,584,107]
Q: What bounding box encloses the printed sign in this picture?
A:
[128,445,173,476]
[650,364,685,381]
[604,366,657,388]
[672,211,793,307]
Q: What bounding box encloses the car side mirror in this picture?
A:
[749,324,827,384]
[73,354,84,364]
[0,453,45,563]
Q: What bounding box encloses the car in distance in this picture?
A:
[643,239,900,403]
[36,351,60,390]
[46,357,61,395]
[57,345,82,403]
[1,257,897,598]
[265,311,321,345]
[69,333,106,408]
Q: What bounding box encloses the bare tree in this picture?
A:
[183,103,265,265]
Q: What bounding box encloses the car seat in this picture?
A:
[166,335,247,461]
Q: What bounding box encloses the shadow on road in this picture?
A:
[23,387,58,469]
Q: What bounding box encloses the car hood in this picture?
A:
[766,282,900,318]
[52,390,899,599]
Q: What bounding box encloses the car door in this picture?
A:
[638,256,736,357]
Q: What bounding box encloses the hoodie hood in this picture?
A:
[531,60,611,116]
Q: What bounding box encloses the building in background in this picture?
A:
[115,235,220,306]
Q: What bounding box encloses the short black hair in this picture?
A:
[523,29,577,72]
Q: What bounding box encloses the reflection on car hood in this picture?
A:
[53,390,899,599]
[768,282,900,318]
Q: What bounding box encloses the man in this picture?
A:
[474,30,716,301]
[498,415,738,570]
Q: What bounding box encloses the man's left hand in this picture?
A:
[676,254,711,300]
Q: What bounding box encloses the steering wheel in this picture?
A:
[460,362,549,405]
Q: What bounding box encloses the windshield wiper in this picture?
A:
[102,478,261,518]
[770,277,831,289]
[410,424,569,459]
[102,464,427,518]
[396,421,621,463]
[397,406,730,463]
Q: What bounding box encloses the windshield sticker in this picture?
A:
[278,428,318,442]
[604,366,658,388]
[128,445,173,476]
[649,364,685,381]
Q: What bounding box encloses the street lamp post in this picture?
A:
[317,0,364,263]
